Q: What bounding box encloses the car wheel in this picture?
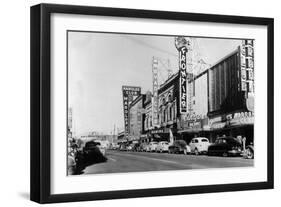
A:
[222,152,228,157]
[194,148,199,156]
[246,148,254,159]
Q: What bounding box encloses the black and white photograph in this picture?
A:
[67,32,255,176]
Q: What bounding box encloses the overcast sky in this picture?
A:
[68,31,241,136]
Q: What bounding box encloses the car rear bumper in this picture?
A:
[227,150,242,156]
[199,150,208,154]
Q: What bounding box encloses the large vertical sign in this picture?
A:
[122,86,141,138]
[175,36,189,114]
[152,57,159,126]
[179,46,188,113]
[245,40,254,94]
[185,38,193,113]
[240,40,254,95]
[122,94,129,138]
[240,42,247,91]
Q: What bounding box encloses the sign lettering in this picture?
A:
[179,46,188,113]
[152,58,159,126]
[122,86,141,138]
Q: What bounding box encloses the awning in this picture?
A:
[178,128,202,133]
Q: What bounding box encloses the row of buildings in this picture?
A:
[118,40,254,145]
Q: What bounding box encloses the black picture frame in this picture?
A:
[30,3,274,204]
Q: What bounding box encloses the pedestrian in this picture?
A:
[237,135,242,145]
[242,136,247,152]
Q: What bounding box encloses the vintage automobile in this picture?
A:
[110,143,119,150]
[126,144,133,151]
[147,141,159,152]
[81,141,107,164]
[207,137,242,157]
[119,144,127,151]
[168,140,191,154]
[139,142,149,152]
[155,141,170,153]
[189,137,210,155]
[94,140,106,156]
[132,143,140,152]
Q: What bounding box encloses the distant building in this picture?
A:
[79,134,116,148]
[128,94,145,141]
[117,131,125,145]
[117,131,125,140]
[143,91,153,131]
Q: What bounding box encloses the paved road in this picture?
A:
[83,150,254,174]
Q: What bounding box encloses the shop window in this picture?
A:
[169,107,172,121]
[193,82,195,97]
[168,94,172,102]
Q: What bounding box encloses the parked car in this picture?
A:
[147,141,158,152]
[140,143,150,152]
[132,143,140,152]
[94,140,106,156]
[189,137,210,155]
[168,140,191,154]
[72,140,107,174]
[155,141,170,153]
[119,144,127,151]
[110,143,119,150]
[126,144,133,151]
[207,137,242,157]
[82,141,107,163]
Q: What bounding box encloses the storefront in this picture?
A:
[177,116,209,144]
[151,127,174,142]
[140,125,177,143]
[207,111,254,144]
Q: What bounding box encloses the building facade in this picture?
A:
[208,49,246,116]
[158,73,179,129]
[143,91,153,133]
[128,94,145,141]
[178,43,254,144]
[141,72,180,142]
[126,41,254,145]
[177,70,209,143]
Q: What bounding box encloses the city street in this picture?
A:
[83,150,254,174]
